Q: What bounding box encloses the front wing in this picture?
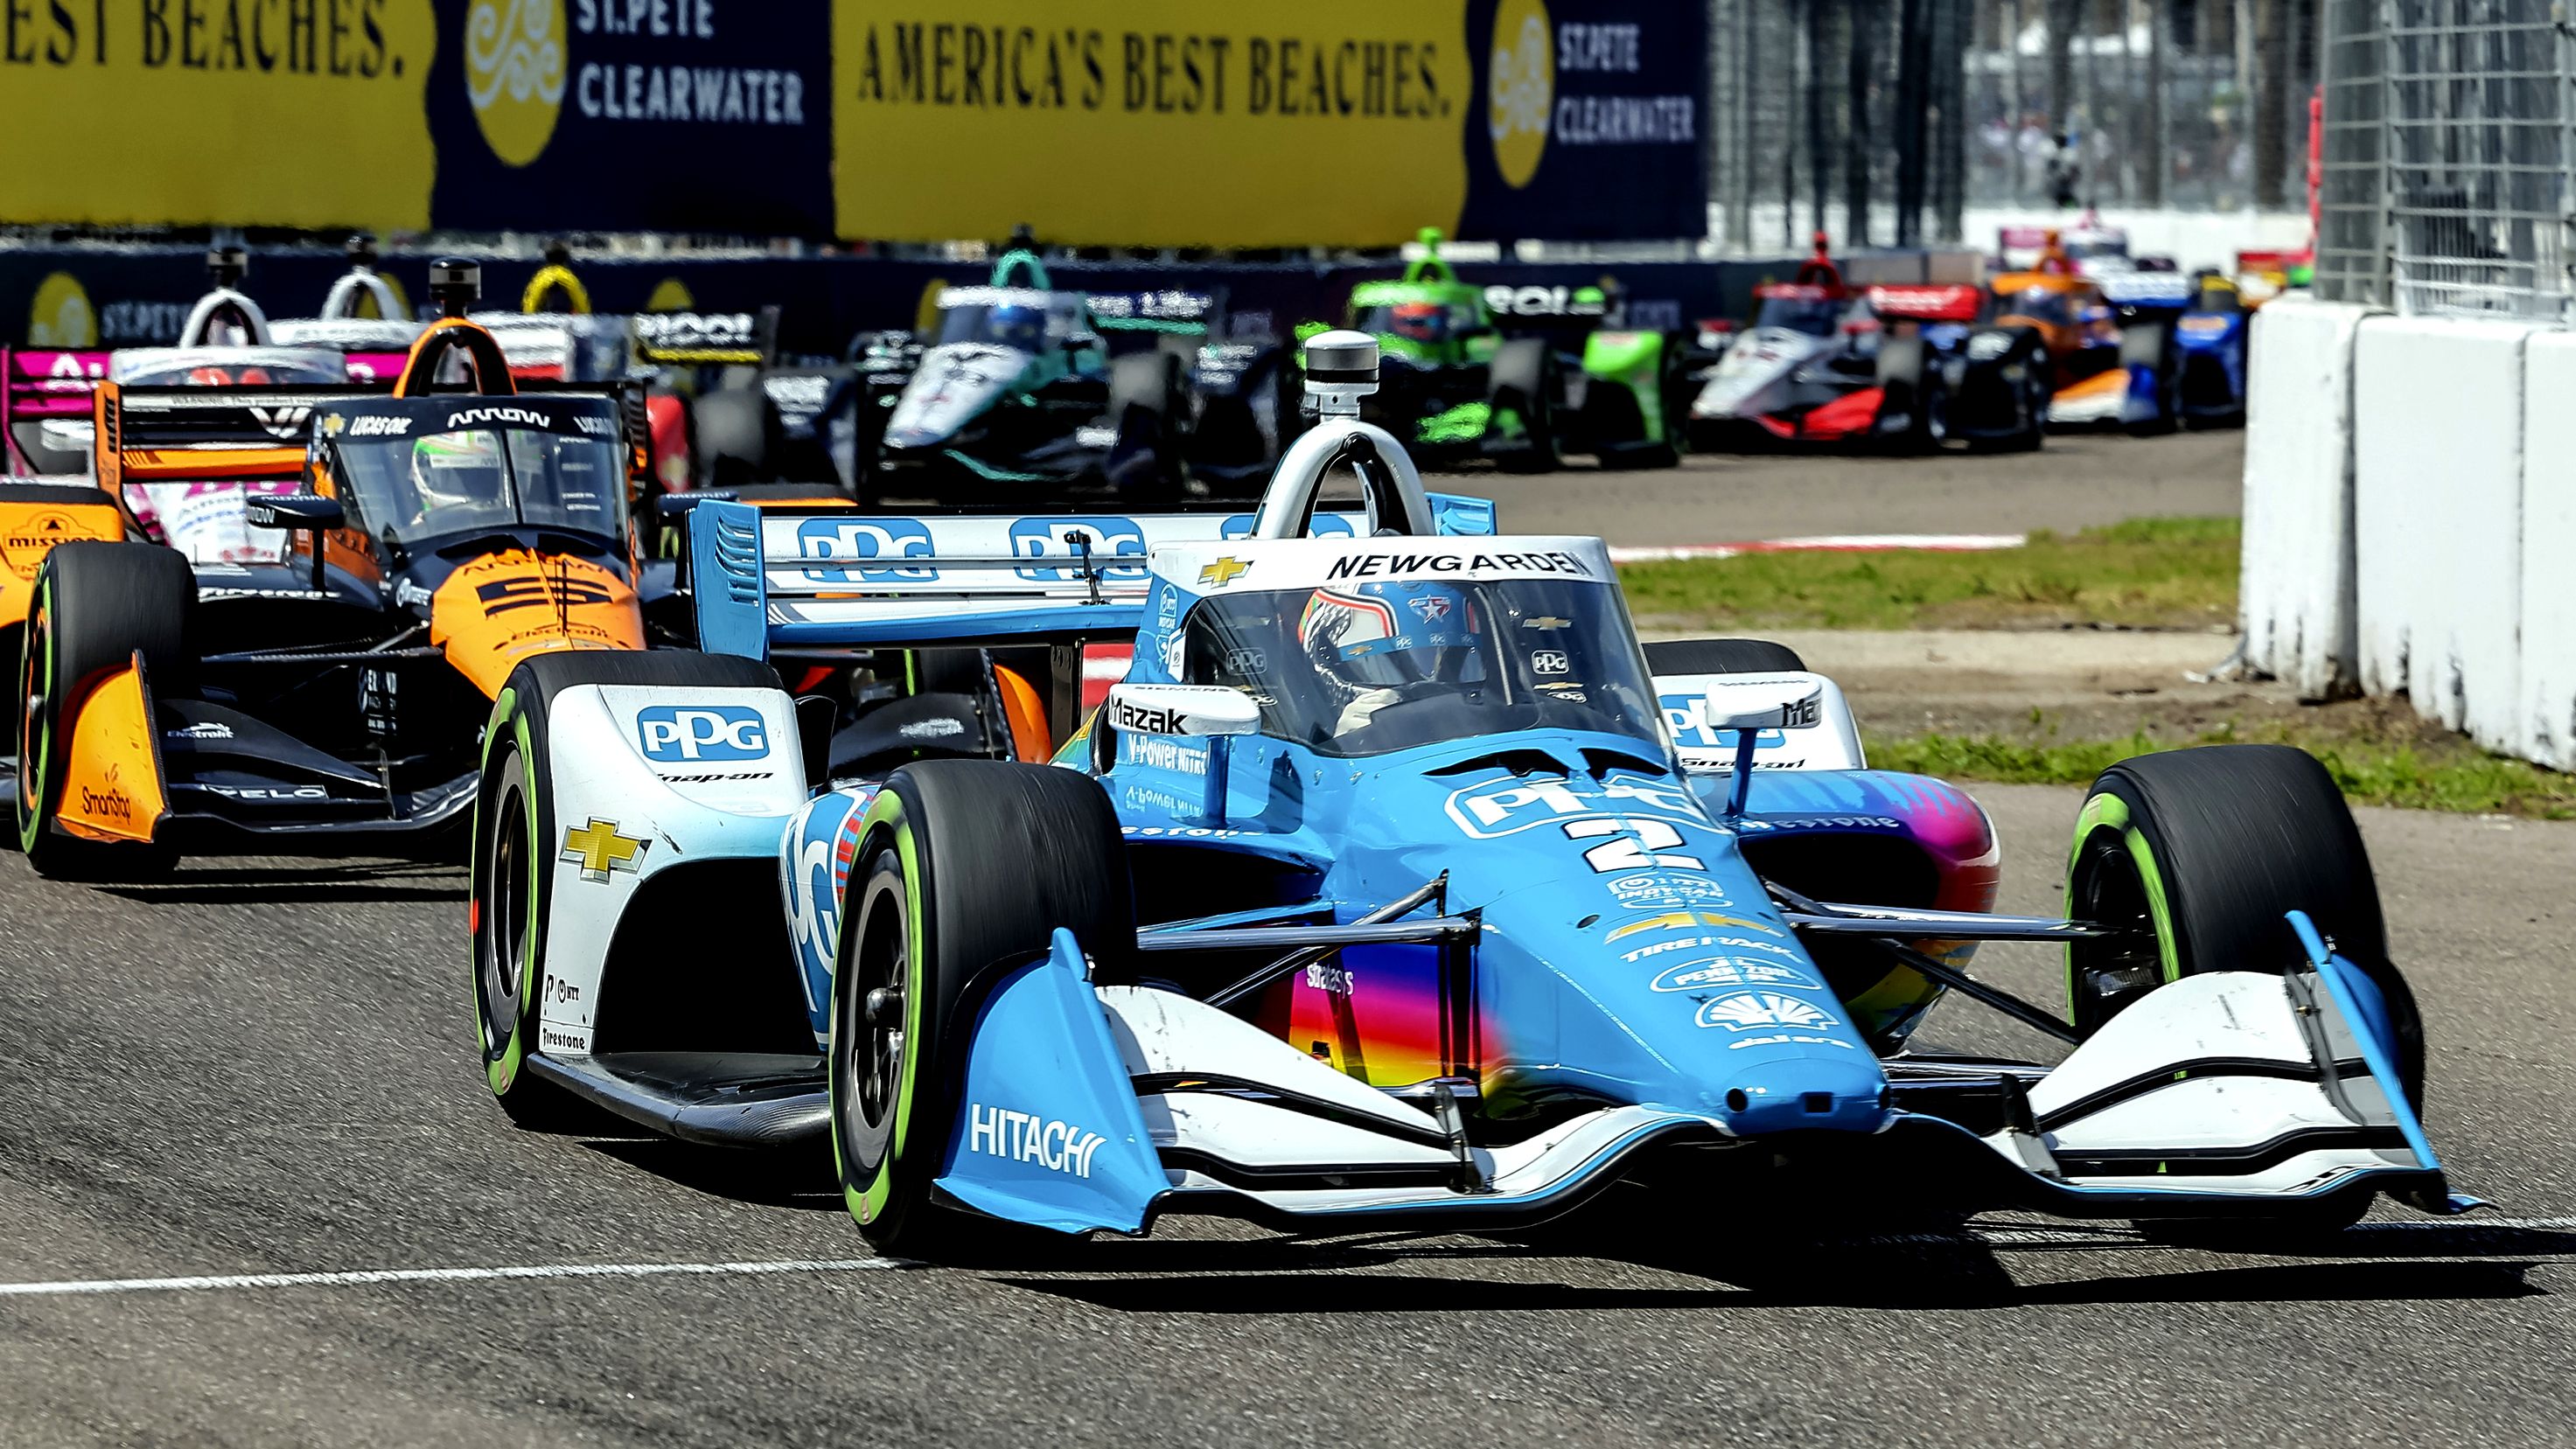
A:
[934,928,2467,1237]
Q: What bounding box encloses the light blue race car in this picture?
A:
[466,334,2469,1259]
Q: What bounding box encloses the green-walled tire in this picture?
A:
[470,649,782,1129]
[831,759,1133,1257]
[14,541,192,881]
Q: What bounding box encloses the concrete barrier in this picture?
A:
[2239,296,2370,699]
[2351,317,2537,749]
[2519,333,2576,770]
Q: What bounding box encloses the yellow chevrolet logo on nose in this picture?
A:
[1197,556,1250,587]
[561,818,646,883]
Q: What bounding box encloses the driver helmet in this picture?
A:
[408,430,508,519]
[1389,300,1449,345]
[1298,580,1480,731]
[988,302,1046,351]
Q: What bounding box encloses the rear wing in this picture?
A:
[93,380,386,491]
[1864,285,1985,324]
[684,493,1498,658]
[2096,272,2196,311]
[3,348,110,472]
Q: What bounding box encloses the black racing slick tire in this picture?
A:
[1488,339,1561,473]
[471,649,782,1129]
[1644,638,1810,677]
[831,760,1134,1258]
[2120,323,2181,437]
[2064,745,2422,1237]
[691,387,771,491]
[15,541,192,881]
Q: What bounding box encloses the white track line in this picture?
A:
[1870,1216,2576,1250]
[0,1257,916,1299]
[1608,533,2026,563]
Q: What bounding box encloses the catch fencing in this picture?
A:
[2314,0,2573,319]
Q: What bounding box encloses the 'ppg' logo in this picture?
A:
[1661,694,1784,750]
[636,705,769,763]
[1007,516,1146,581]
[798,517,935,583]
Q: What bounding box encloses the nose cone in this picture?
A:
[1714,1054,1891,1135]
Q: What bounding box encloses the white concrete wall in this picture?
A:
[2240,297,2370,699]
[2519,334,2576,770]
[2351,317,2535,749]
[2246,305,2576,772]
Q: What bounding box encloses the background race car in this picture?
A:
[2065,270,2252,434]
[1693,261,2050,453]
[1303,229,1697,471]
[8,264,662,880]
[845,246,1285,505]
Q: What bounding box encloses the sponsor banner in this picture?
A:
[832,1,1471,248]
[1458,0,1707,242]
[0,0,437,231]
[427,0,834,234]
[0,2,1700,245]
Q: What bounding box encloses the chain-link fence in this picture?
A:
[2316,0,2570,318]
[1707,0,1973,251]
[1961,0,2319,212]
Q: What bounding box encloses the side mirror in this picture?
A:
[1679,677,1824,735]
[1106,683,1260,738]
[246,493,346,532]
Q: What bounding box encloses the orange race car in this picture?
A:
[1986,232,2129,428]
[7,261,674,879]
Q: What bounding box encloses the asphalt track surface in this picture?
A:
[1461,428,2245,545]
[1,781,2571,1448]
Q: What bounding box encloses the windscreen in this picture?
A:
[2002,287,2075,326]
[1753,292,1844,338]
[333,427,626,546]
[934,293,1082,350]
[114,358,346,387]
[1176,579,1662,758]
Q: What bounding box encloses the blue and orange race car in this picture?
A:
[469,333,2468,1257]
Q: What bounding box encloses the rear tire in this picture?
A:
[1107,352,1185,507]
[691,387,771,491]
[1488,339,1561,473]
[1644,638,1809,676]
[471,649,784,1129]
[831,760,1134,1257]
[2064,744,2420,1236]
[15,541,192,881]
[2120,324,2180,437]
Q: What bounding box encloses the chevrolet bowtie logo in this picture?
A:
[1197,556,1250,587]
[561,818,646,883]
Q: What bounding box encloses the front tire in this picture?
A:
[831,760,1134,1257]
[471,649,784,1128]
[2064,744,2422,1235]
[1644,637,1809,676]
[15,541,192,881]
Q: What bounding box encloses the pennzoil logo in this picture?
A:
[477,575,614,615]
[466,0,569,167]
[1489,0,1553,188]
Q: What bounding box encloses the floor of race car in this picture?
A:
[0,781,2568,1448]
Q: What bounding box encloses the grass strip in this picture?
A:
[1867,722,2576,819]
[1620,517,2240,631]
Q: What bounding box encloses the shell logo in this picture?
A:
[28,272,95,348]
[465,0,569,168]
[1488,0,1553,190]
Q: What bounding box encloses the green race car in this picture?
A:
[1298,228,1696,470]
